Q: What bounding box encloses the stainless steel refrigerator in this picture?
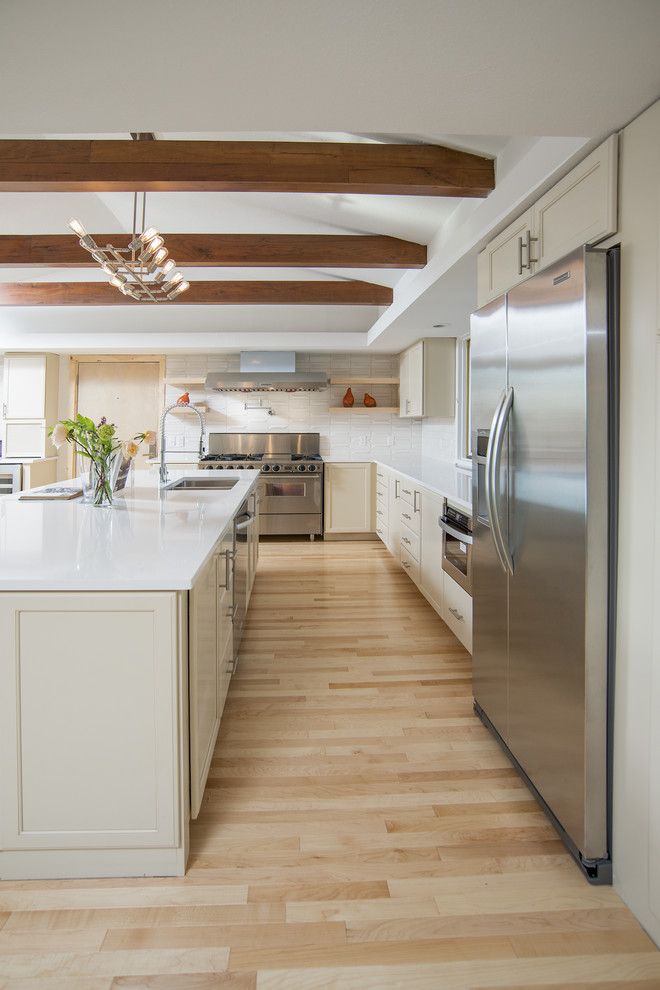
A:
[470,245,618,884]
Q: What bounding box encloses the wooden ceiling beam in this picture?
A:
[0,233,426,269]
[0,280,392,307]
[0,140,495,197]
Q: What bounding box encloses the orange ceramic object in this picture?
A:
[177,392,190,405]
[363,392,377,407]
[342,387,355,407]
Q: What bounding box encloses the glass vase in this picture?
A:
[81,451,119,507]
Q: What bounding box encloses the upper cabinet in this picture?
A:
[477,135,618,308]
[399,338,456,419]
[2,353,59,458]
[476,208,536,306]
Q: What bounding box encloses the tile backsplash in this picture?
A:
[164,352,456,463]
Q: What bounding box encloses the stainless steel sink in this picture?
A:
[165,477,239,491]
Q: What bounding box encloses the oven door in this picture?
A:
[439,515,473,595]
[0,464,22,496]
[258,475,321,515]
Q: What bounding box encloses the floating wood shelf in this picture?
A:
[329,376,399,385]
[330,406,399,413]
[164,376,207,387]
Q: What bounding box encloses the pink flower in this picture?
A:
[143,430,156,445]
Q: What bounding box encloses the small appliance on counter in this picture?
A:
[200,433,323,538]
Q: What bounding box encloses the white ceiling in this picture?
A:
[0,0,658,354]
[1,1,659,136]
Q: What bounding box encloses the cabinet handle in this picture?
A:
[449,606,464,622]
[413,491,420,512]
[395,479,400,498]
[2,403,6,418]
[402,537,411,545]
[402,488,412,495]
[402,561,410,569]
[377,509,383,516]
[402,512,411,520]
[219,548,234,589]
[518,230,538,274]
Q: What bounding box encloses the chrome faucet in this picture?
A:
[159,402,206,485]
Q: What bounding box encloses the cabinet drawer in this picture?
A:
[375,504,389,529]
[398,481,418,507]
[400,545,420,585]
[376,523,389,544]
[3,421,47,459]
[443,574,472,652]
[376,481,388,503]
[400,523,420,562]
[399,501,420,535]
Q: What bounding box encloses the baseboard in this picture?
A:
[0,846,187,880]
[323,532,379,541]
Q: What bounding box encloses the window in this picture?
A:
[456,335,472,468]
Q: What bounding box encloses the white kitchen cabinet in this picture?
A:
[247,490,259,600]
[387,471,403,559]
[324,462,376,536]
[399,339,456,419]
[419,489,445,615]
[1,353,59,458]
[477,208,536,307]
[443,571,473,652]
[533,135,618,272]
[400,544,420,585]
[477,136,618,307]
[0,591,183,876]
[189,529,234,819]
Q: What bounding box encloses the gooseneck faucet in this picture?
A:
[159,402,206,485]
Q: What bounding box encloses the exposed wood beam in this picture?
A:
[0,140,495,196]
[0,233,426,269]
[0,280,392,306]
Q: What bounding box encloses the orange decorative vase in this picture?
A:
[342,387,355,408]
[363,392,377,408]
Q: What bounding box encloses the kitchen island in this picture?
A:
[0,470,259,880]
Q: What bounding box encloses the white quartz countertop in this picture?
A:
[0,469,259,592]
[324,454,472,513]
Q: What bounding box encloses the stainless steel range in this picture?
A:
[200,433,323,538]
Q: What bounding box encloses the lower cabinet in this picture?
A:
[419,489,445,614]
[0,591,185,878]
[442,571,473,652]
[189,527,234,819]
[324,462,376,537]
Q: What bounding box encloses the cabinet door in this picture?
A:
[0,592,180,851]
[3,355,46,420]
[443,573,473,653]
[420,490,445,615]
[324,463,375,534]
[400,342,424,417]
[477,208,535,307]
[2,421,47,458]
[533,135,617,271]
[398,349,410,417]
[189,553,219,819]
[388,473,403,559]
[216,531,234,720]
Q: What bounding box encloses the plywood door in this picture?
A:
[76,361,160,467]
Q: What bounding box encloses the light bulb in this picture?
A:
[101,263,114,276]
[110,274,127,288]
[139,226,158,243]
[153,246,168,266]
[167,271,183,285]
[68,218,86,237]
[168,280,189,299]
[162,259,176,275]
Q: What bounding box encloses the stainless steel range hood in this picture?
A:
[205,371,328,393]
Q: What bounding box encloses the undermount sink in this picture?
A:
[165,477,239,491]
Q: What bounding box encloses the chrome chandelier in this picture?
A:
[68,192,190,302]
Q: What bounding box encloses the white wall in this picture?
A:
[164,352,427,461]
[612,99,660,945]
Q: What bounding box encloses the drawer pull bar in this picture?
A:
[449,606,464,622]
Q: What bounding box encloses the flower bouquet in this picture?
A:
[50,415,155,507]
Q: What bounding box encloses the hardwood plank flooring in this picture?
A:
[0,541,657,989]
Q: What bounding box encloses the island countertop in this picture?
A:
[0,469,259,592]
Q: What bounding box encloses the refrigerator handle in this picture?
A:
[486,386,514,576]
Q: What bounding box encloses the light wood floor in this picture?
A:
[1,541,658,989]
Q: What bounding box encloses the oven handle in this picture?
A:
[438,517,473,546]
